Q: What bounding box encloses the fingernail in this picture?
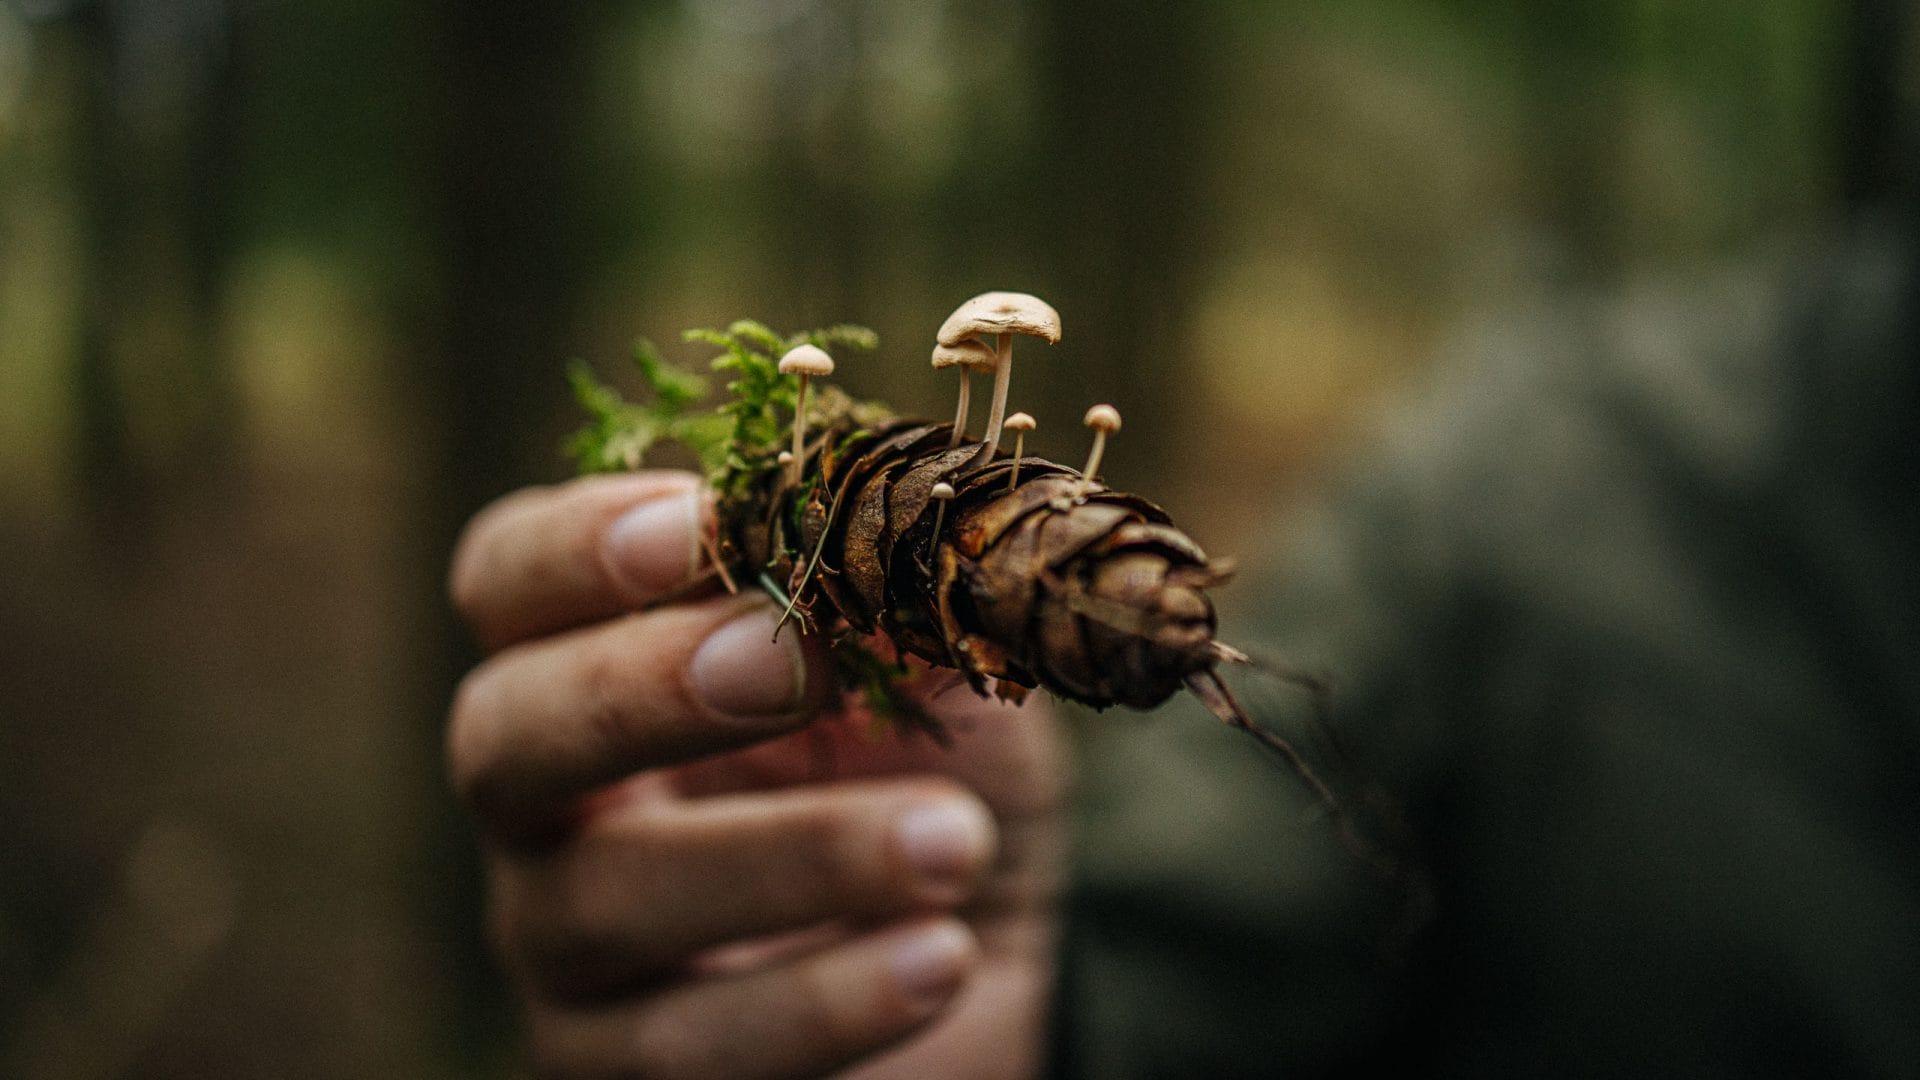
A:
[688,606,807,723]
[602,486,702,600]
[889,921,973,1011]
[896,799,994,899]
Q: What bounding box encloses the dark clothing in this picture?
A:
[1057,218,1920,1078]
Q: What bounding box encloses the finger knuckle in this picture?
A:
[553,836,657,949]
[792,960,883,1058]
[800,802,892,905]
[577,632,655,759]
[446,544,487,628]
[499,873,655,1014]
[523,1017,580,1078]
[447,494,525,624]
[445,666,502,810]
[625,1007,717,1080]
[490,888,574,1000]
[449,482,577,632]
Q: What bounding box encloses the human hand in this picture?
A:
[447,472,1067,1079]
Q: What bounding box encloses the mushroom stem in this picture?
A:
[928,480,957,559]
[929,500,949,548]
[947,372,972,447]
[1077,428,1108,498]
[967,331,1013,466]
[789,375,811,485]
[1075,404,1122,500]
[698,527,738,595]
[778,344,834,486]
[1002,412,1037,491]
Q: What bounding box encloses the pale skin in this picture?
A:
[447,470,1068,1079]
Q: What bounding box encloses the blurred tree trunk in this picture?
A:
[1023,0,1221,484]
[71,1,139,527]
[426,4,602,512]
[414,0,649,1055]
[70,0,242,537]
[766,0,871,328]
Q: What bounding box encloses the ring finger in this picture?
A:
[524,917,980,1080]
[492,778,997,1001]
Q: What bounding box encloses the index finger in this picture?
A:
[449,594,834,847]
[450,472,707,652]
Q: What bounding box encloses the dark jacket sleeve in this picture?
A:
[1053,221,1920,1079]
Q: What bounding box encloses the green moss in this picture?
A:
[566,321,880,497]
[569,318,929,729]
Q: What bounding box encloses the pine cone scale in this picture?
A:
[748,411,1226,714]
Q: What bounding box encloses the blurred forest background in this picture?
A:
[0,0,1899,1076]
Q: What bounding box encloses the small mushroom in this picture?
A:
[936,292,1060,466]
[931,338,998,447]
[928,479,957,551]
[1003,411,1036,490]
[1076,403,1121,499]
[778,344,834,485]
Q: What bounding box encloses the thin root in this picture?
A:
[1209,640,1251,665]
[700,529,739,595]
[779,477,854,635]
[1184,668,1403,888]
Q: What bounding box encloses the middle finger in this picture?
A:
[492,778,998,1001]
[448,594,832,847]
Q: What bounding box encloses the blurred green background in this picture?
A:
[0,1,1888,1075]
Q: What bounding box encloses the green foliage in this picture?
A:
[683,320,795,491]
[566,321,879,498]
[566,339,731,475]
[569,320,921,728]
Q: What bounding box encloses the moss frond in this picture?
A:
[567,320,882,499]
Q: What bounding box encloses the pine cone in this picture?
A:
[729,418,1230,712]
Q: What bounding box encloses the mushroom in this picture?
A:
[936,292,1061,466]
[1003,411,1036,490]
[928,480,957,551]
[1076,403,1121,499]
[777,344,834,485]
[930,338,998,447]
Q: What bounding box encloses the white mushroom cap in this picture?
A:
[930,481,956,500]
[943,293,1061,467]
[1004,411,1037,433]
[1083,403,1121,433]
[931,338,998,370]
[778,343,835,377]
[936,292,1061,347]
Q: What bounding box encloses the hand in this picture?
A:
[447,472,1068,1079]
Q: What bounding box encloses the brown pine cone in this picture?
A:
[728,418,1230,712]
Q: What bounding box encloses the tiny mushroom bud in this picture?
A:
[937,292,1060,466]
[931,338,998,447]
[928,479,958,548]
[1076,403,1122,499]
[1004,411,1037,489]
[778,344,834,484]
